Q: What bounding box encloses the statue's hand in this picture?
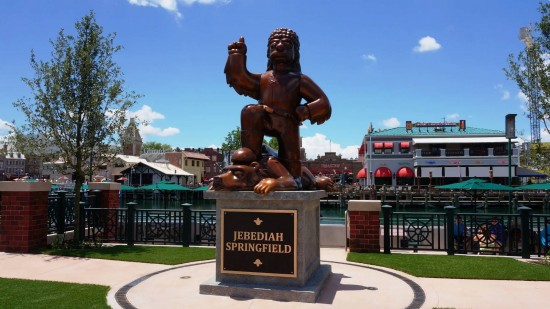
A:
[296,105,310,122]
[228,36,247,55]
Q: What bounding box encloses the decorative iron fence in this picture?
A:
[80,203,215,246]
[47,191,77,234]
[47,194,217,246]
[382,205,550,257]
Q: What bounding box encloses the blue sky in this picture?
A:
[0,0,546,159]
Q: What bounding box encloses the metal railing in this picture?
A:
[47,193,217,246]
[382,205,550,257]
[81,203,216,246]
[47,191,76,234]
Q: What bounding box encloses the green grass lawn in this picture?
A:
[0,278,109,309]
[38,245,215,265]
[348,252,550,281]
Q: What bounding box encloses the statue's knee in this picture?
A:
[241,104,263,117]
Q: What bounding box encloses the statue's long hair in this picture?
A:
[266,28,301,73]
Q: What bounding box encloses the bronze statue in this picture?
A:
[216,28,332,194]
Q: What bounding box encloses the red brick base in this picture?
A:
[348,210,380,252]
[0,190,49,253]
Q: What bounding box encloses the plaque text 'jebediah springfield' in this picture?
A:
[221,209,297,277]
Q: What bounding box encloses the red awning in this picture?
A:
[358,144,365,155]
[400,142,410,149]
[375,167,392,178]
[397,167,414,178]
[374,142,383,149]
[357,168,367,178]
[383,142,393,149]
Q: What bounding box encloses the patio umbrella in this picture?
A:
[518,182,550,190]
[436,178,515,208]
[140,180,191,191]
[121,184,137,191]
[193,186,209,191]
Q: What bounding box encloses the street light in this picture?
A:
[506,114,517,208]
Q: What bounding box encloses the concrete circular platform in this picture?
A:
[109,259,425,309]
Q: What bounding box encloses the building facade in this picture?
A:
[122,118,143,156]
[360,120,520,188]
[165,150,210,185]
[302,152,363,185]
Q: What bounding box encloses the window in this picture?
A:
[400,142,410,154]
[383,142,393,154]
[374,142,383,154]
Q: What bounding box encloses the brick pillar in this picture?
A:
[0,182,51,253]
[88,182,121,209]
[88,182,121,240]
[348,200,381,253]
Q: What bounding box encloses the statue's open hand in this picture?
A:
[253,178,278,195]
[228,36,247,55]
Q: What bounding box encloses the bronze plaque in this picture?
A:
[221,209,297,277]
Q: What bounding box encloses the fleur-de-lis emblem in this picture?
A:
[253,259,263,267]
[254,217,263,225]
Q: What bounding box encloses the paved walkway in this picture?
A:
[1,248,550,309]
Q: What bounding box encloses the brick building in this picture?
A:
[301,152,363,184]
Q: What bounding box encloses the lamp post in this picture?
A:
[506,114,517,208]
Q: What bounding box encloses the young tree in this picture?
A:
[11,11,140,241]
[220,126,277,152]
[221,126,242,151]
[142,141,173,152]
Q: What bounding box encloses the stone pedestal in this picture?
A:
[200,190,331,303]
[0,182,51,253]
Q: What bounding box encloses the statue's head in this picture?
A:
[267,28,301,73]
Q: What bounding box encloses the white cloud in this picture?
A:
[361,54,377,62]
[382,117,400,128]
[127,105,165,123]
[446,113,460,120]
[517,91,529,113]
[139,125,180,137]
[494,84,510,100]
[413,36,442,53]
[301,133,359,160]
[127,0,230,19]
[541,129,550,142]
[0,118,11,135]
[127,105,181,138]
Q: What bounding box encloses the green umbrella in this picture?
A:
[436,178,515,209]
[435,178,487,190]
[121,184,137,191]
[518,182,550,190]
[140,180,190,191]
[193,185,210,191]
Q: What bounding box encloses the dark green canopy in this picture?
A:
[120,184,137,191]
[518,182,550,190]
[140,180,190,191]
[436,178,515,191]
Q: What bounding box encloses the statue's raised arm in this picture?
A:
[224,37,261,99]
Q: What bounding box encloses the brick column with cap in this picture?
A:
[88,182,121,240]
[348,200,381,253]
[88,182,121,209]
[0,182,51,253]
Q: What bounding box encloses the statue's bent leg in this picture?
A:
[241,104,267,158]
